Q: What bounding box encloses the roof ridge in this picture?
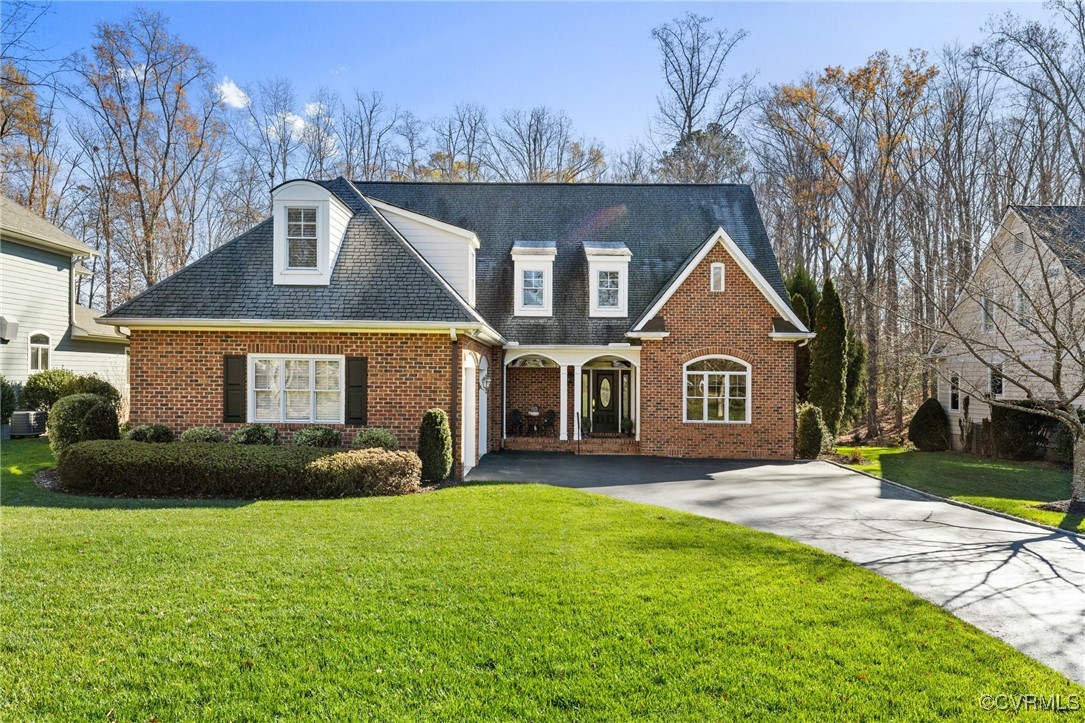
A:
[353,180,750,188]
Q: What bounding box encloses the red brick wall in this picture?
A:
[505,366,561,436]
[639,242,796,459]
[128,329,490,453]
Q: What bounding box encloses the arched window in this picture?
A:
[29,332,50,372]
[684,356,750,423]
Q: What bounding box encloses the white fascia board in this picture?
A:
[365,196,480,249]
[768,332,816,341]
[2,230,99,258]
[631,227,808,333]
[512,250,557,261]
[626,331,670,340]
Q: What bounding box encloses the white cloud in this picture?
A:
[217,76,250,109]
[330,66,346,76]
[305,101,325,118]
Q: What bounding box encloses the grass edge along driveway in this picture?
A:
[837,445,1083,534]
[3,438,1082,720]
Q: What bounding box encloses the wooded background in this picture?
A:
[3,1,1083,436]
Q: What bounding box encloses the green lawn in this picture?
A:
[838,446,1083,534]
[3,438,1081,720]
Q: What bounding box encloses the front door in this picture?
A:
[592,370,618,433]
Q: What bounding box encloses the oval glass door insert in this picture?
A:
[599,377,612,406]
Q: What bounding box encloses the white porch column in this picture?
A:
[572,364,583,440]
[634,364,641,442]
[502,360,508,440]
[559,364,569,440]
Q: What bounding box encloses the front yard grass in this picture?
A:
[3,437,1081,720]
[837,445,1083,534]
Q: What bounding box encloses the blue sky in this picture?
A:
[33,2,1049,146]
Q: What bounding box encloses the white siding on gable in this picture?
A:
[378,209,476,305]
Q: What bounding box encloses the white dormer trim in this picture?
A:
[630,227,809,333]
[586,247,631,318]
[512,245,556,317]
[272,180,352,286]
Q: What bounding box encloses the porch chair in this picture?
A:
[542,409,556,435]
[510,409,524,436]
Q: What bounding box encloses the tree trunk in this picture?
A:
[1071,437,1085,514]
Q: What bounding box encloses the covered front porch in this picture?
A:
[501,345,641,455]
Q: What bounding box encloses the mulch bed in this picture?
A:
[1034,499,1075,513]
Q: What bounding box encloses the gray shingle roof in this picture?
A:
[353,182,789,345]
[104,179,476,324]
[1,195,96,256]
[1012,205,1085,276]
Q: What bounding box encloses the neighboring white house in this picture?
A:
[0,196,128,402]
[930,205,1085,448]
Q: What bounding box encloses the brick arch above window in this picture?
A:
[680,346,752,366]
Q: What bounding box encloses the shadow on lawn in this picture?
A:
[2,481,254,510]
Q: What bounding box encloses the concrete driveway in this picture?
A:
[467,452,1085,684]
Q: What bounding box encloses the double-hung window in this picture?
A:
[597,270,620,309]
[286,207,318,269]
[981,296,995,332]
[684,357,750,423]
[29,332,49,372]
[251,355,343,424]
[949,373,960,412]
[989,363,1004,399]
[522,269,545,308]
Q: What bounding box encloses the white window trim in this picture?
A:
[247,354,346,424]
[588,260,629,317]
[514,260,553,317]
[710,262,725,292]
[682,354,752,425]
[949,373,961,412]
[981,295,995,332]
[28,330,50,373]
[285,206,319,271]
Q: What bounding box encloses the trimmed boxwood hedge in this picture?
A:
[352,427,398,451]
[230,423,279,445]
[57,440,422,499]
[125,424,175,443]
[293,426,342,448]
[908,397,950,452]
[179,426,226,443]
[48,393,110,457]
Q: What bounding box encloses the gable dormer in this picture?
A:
[584,241,631,317]
[511,240,556,317]
[272,180,352,286]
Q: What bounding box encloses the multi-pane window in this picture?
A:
[598,270,620,308]
[252,356,342,423]
[684,357,749,423]
[949,373,960,411]
[286,207,318,269]
[29,333,49,372]
[522,269,545,307]
[989,364,1004,398]
[711,263,725,292]
[981,296,995,332]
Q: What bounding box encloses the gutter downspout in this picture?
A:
[450,328,460,481]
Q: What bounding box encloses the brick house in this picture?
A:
[103,179,813,476]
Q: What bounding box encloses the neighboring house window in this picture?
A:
[1013,237,1024,255]
[1016,288,1031,324]
[522,269,545,308]
[981,296,995,332]
[597,270,620,308]
[711,262,725,292]
[28,333,50,372]
[286,207,318,269]
[949,373,960,412]
[684,356,750,424]
[250,355,344,424]
[989,364,1004,398]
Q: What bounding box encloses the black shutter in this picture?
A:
[223,355,246,423]
[345,357,368,425]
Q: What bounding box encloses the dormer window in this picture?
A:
[287,208,318,269]
[272,180,352,286]
[584,241,630,317]
[512,240,556,317]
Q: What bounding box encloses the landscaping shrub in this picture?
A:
[797,404,832,459]
[908,397,950,452]
[47,393,108,457]
[78,402,120,443]
[125,423,175,443]
[1053,409,1085,466]
[306,449,421,497]
[230,423,279,445]
[990,400,1055,461]
[22,369,78,411]
[293,426,342,448]
[61,373,122,410]
[352,427,398,451]
[0,374,16,424]
[179,426,225,443]
[418,408,452,482]
[57,441,422,499]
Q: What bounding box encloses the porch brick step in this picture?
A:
[501,436,641,455]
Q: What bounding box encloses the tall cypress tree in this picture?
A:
[792,292,812,402]
[786,264,821,331]
[844,327,868,430]
[808,278,848,436]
